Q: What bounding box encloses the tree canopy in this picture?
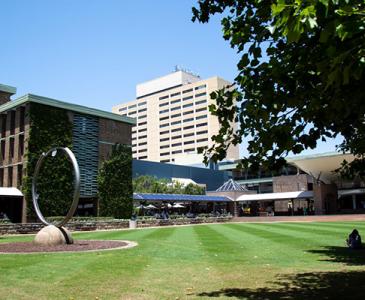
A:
[193,0,365,176]
[133,175,205,195]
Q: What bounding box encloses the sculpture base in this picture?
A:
[34,225,73,246]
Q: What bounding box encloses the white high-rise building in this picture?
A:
[112,70,239,165]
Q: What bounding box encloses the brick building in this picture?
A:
[0,84,135,223]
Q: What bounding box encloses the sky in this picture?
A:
[0,0,341,156]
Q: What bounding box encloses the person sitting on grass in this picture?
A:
[347,229,362,249]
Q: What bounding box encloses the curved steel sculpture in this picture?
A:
[32,147,80,228]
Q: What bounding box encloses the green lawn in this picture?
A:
[1,221,365,299]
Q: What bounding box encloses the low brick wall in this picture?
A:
[0,217,232,235]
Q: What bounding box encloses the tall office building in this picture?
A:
[112,71,239,164]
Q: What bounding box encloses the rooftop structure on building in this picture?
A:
[112,70,240,165]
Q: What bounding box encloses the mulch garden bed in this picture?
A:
[0,240,137,254]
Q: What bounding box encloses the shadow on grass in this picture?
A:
[197,270,365,299]
[307,245,365,265]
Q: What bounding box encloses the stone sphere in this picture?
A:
[34,225,73,246]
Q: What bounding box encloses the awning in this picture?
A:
[133,193,231,202]
[0,187,23,197]
[236,191,313,202]
[338,189,365,197]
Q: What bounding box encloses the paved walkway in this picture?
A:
[231,214,365,223]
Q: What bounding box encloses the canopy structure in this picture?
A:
[236,191,313,202]
[287,152,354,184]
[215,179,248,192]
[133,193,231,202]
[0,187,23,197]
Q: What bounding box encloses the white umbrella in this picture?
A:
[136,205,145,209]
[173,203,185,208]
[146,204,156,209]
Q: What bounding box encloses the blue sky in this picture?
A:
[0,0,341,156]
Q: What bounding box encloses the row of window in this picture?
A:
[159,99,207,112]
[159,108,207,120]
[159,138,208,148]
[0,134,25,161]
[159,141,208,157]
[158,85,207,101]
[0,108,26,138]
[160,130,208,142]
[159,115,207,128]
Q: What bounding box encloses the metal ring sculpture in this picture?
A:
[32,147,80,228]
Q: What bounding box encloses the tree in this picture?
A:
[192,0,365,176]
[133,175,205,195]
[98,144,133,219]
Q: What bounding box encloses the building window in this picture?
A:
[138,128,147,133]
[159,95,169,100]
[183,96,193,101]
[184,132,194,138]
[197,130,208,135]
[139,115,147,119]
[171,120,181,125]
[139,149,147,153]
[170,99,180,105]
[9,137,14,158]
[172,150,182,154]
[184,148,195,152]
[184,140,194,145]
[10,110,16,135]
[183,110,193,115]
[171,142,182,147]
[160,123,169,128]
[196,122,207,128]
[195,92,206,98]
[160,137,169,142]
[160,145,169,149]
[1,140,5,161]
[128,104,137,109]
[159,102,169,107]
[195,84,206,90]
[19,134,25,157]
[171,113,180,119]
[171,128,181,133]
[196,99,207,105]
[128,111,137,116]
[138,142,147,146]
[160,116,169,121]
[138,121,147,126]
[19,107,25,132]
[196,115,207,120]
[139,135,147,139]
[183,125,194,130]
[119,107,127,112]
[138,108,147,113]
[183,118,194,123]
[171,135,182,140]
[160,159,170,163]
[171,106,180,112]
[182,88,193,94]
[139,156,148,159]
[138,101,147,106]
[195,107,206,113]
[160,109,169,114]
[160,130,169,135]
[170,92,180,97]
[8,166,13,187]
[183,103,193,108]
[1,115,6,137]
[17,164,23,187]
[197,138,208,143]
[161,152,170,156]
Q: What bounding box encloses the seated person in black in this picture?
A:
[347,229,362,249]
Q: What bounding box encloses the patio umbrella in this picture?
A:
[146,204,156,209]
[173,203,185,208]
